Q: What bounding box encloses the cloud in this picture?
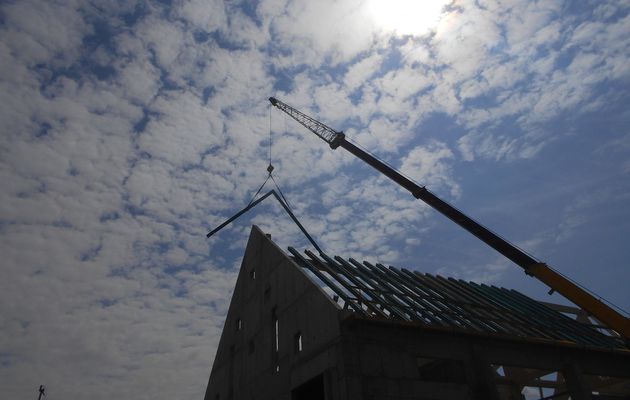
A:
[344,52,384,91]
[178,0,227,30]
[555,188,630,244]
[270,0,378,66]
[400,141,460,197]
[1,0,89,66]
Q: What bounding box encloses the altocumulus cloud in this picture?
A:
[1,0,630,399]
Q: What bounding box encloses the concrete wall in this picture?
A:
[337,318,630,400]
[204,226,344,400]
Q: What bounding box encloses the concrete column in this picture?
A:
[468,345,501,400]
[562,363,591,400]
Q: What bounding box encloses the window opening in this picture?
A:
[274,317,279,352]
[272,307,279,373]
[294,332,303,353]
[236,318,243,331]
[272,307,279,352]
[492,364,565,400]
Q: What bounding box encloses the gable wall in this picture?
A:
[204,226,343,400]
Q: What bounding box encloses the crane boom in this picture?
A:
[269,96,630,341]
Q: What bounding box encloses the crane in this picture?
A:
[268,96,630,342]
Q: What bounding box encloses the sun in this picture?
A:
[367,0,450,37]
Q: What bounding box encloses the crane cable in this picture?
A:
[247,106,275,206]
[269,100,273,167]
[248,104,297,215]
[246,174,271,206]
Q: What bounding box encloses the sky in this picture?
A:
[1,0,629,398]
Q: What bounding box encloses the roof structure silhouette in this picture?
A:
[288,248,624,350]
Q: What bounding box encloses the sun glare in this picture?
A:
[368,0,450,37]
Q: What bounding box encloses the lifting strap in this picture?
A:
[206,189,323,254]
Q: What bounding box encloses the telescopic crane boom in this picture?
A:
[269,96,630,341]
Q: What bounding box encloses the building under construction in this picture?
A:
[203,226,630,400]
